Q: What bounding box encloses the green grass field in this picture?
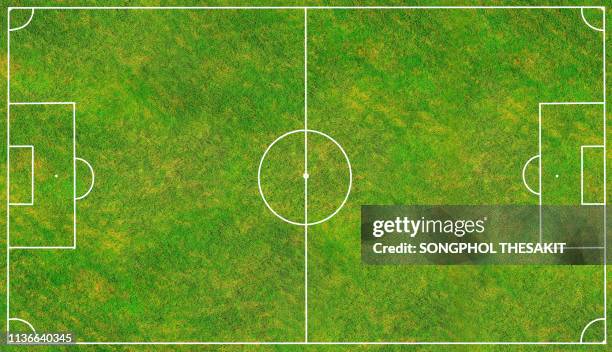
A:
[1,1,611,351]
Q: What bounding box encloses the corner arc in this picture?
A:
[8,317,36,333]
[8,9,34,32]
[580,8,604,32]
[580,317,605,343]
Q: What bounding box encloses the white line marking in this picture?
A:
[539,102,604,105]
[7,6,607,10]
[538,101,607,243]
[6,8,11,334]
[8,318,36,333]
[69,341,606,345]
[580,145,605,205]
[9,101,75,105]
[304,8,308,179]
[581,8,604,32]
[522,155,540,196]
[304,178,308,342]
[10,246,75,250]
[75,157,95,200]
[7,5,606,345]
[7,103,77,250]
[73,104,76,248]
[258,129,352,226]
[303,7,308,343]
[601,8,607,343]
[7,145,34,206]
[8,8,34,32]
[540,97,609,336]
[580,317,605,343]
[538,104,542,243]
[565,246,605,250]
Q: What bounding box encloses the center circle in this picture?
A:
[258,129,352,226]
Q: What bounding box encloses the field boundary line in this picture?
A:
[5,5,607,345]
[600,7,606,343]
[6,7,11,334]
[68,341,606,345]
[7,6,607,10]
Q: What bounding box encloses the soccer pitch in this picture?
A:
[2,1,610,349]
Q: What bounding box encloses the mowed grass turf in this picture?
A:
[9,7,307,342]
[307,8,605,342]
[1,1,610,350]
